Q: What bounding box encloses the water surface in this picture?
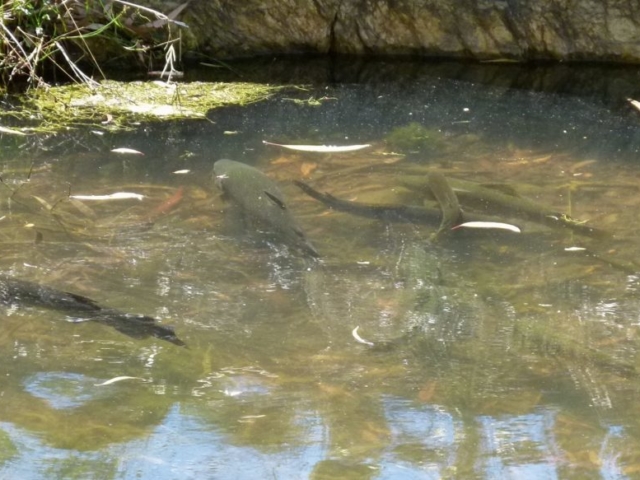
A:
[2,66,640,479]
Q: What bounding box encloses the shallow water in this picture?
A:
[3,66,640,479]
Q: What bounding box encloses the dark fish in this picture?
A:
[400,175,608,239]
[0,275,185,347]
[426,172,464,241]
[294,180,503,226]
[214,159,319,258]
[295,181,638,274]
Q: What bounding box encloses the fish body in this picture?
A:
[426,172,464,241]
[294,180,500,226]
[0,275,185,347]
[401,175,607,238]
[214,159,319,258]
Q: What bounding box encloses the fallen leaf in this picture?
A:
[0,126,27,136]
[151,186,184,216]
[70,192,145,201]
[111,147,144,155]
[31,195,53,211]
[452,221,521,233]
[263,140,371,153]
[94,376,145,386]
[628,98,640,112]
[300,162,317,177]
[352,326,374,346]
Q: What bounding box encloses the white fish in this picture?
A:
[452,221,521,233]
[94,376,145,386]
[70,192,145,201]
[111,147,145,155]
[564,246,587,251]
[173,169,190,174]
[352,326,375,346]
[263,140,371,153]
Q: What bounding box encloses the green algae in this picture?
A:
[384,122,448,156]
[2,80,284,133]
[0,429,18,466]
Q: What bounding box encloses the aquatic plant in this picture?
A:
[0,0,189,91]
[384,122,448,156]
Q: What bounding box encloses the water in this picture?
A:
[2,64,640,478]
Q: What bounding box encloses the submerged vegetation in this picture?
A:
[384,122,449,157]
[18,80,281,131]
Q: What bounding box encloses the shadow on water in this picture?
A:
[3,60,640,478]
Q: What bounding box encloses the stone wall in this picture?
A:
[175,0,640,62]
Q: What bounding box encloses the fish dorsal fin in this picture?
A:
[264,190,287,210]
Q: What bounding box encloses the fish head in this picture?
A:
[213,159,235,190]
[154,324,187,347]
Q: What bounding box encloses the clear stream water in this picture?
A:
[3,63,640,479]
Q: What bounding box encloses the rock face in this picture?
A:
[176,0,640,62]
